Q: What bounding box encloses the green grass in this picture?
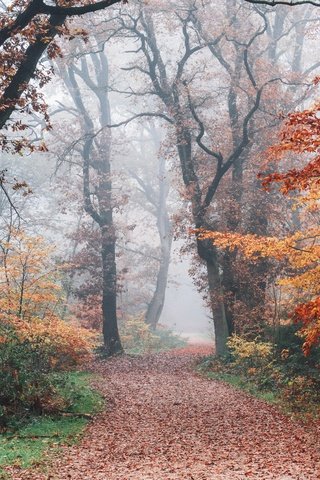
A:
[0,372,103,474]
[200,359,320,420]
[57,372,104,415]
[203,370,278,405]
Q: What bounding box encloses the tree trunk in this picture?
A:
[221,250,237,335]
[145,151,172,329]
[145,233,172,329]
[62,49,123,356]
[197,238,230,355]
[206,258,229,356]
[101,225,122,355]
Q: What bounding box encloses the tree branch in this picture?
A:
[0,14,66,130]
[245,0,320,6]
[41,0,122,16]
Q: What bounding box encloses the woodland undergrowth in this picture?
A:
[0,371,103,476]
[199,325,320,418]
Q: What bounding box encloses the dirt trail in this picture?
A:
[11,345,320,479]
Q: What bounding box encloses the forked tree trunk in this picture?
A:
[62,48,123,356]
[145,152,172,329]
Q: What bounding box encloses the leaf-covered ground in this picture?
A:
[7,345,320,479]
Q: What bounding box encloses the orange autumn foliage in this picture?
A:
[260,102,320,194]
[197,228,320,354]
[197,99,320,354]
[263,101,320,354]
[0,228,95,367]
[293,298,320,356]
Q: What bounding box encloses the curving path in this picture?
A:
[10,345,320,479]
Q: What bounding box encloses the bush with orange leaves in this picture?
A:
[0,228,95,423]
[0,228,95,368]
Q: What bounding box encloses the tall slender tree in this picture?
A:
[54,41,122,355]
[125,121,173,329]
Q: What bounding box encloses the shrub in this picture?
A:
[120,316,159,353]
[120,316,186,354]
[270,324,320,411]
[273,324,320,376]
[152,324,186,351]
[0,325,66,427]
[213,330,320,413]
[281,376,320,413]
[227,334,273,368]
[0,318,97,425]
[19,317,95,369]
[227,335,276,390]
[0,229,96,427]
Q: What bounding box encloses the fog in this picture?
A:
[1,0,320,355]
[161,241,211,337]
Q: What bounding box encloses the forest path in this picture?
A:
[15,345,320,479]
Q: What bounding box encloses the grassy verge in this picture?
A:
[198,355,319,419]
[204,370,278,405]
[0,372,103,475]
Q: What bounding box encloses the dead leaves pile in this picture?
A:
[8,345,320,479]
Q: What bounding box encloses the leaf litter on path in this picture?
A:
[7,345,320,479]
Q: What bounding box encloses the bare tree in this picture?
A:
[103,0,319,354]
[54,41,122,355]
[126,121,172,329]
